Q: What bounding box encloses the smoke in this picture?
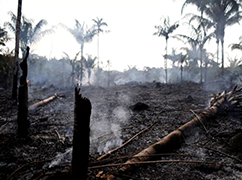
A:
[49,147,72,168]
[90,105,131,154]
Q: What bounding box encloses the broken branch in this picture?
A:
[89,159,218,170]
[196,144,242,163]
[97,123,155,161]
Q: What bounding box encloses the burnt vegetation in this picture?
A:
[1,0,242,180]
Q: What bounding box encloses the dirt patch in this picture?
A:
[1,82,242,179]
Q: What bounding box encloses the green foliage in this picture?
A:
[0,26,10,47]
[4,11,49,56]
[92,17,108,35]
[231,36,242,51]
[0,54,14,74]
[68,20,95,47]
[182,0,242,74]
[154,17,179,40]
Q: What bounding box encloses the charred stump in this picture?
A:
[17,46,29,137]
[72,87,92,180]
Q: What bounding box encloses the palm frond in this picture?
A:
[74,51,81,61]
[8,11,17,25]
[226,11,242,26]
[33,19,47,36]
[230,43,242,51]
[4,22,15,33]
[225,0,240,19]
[62,52,70,59]
[175,34,198,46]
[92,17,108,34]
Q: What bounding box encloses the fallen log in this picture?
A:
[119,86,242,172]
[29,93,62,112]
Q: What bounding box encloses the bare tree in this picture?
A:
[12,0,22,100]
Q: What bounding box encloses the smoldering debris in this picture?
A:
[2,82,242,179]
[49,148,72,168]
[90,105,131,154]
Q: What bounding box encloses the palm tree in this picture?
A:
[182,0,242,76]
[154,17,179,83]
[85,55,96,85]
[92,17,108,69]
[68,20,95,85]
[5,11,49,57]
[63,51,81,86]
[176,23,213,82]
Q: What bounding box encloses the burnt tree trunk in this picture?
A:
[72,87,92,180]
[120,86,242,172]
[17,47,29,137]
[12,0,22,100]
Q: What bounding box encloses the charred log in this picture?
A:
[119,86,242,172]
[17,46,29,137]
[72,87,92,180]
[28,93,65,113]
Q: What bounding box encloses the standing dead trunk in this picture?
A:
[120,86,242,172]
[165,37,168,84]
[221,39,224,77]
[80,44,84,86]
[72,87,92,180]
[12,0,22,100]
[199,45,203,83]
[216,39,219,64]
[17,47,29,137]
[180,64,183,83]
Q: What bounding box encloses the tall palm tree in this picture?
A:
[176,23,213,82]
[182,0,242,76]
[154,17,179,83]
[92,17,108,69]
[5,11,48,57]
[68,20,95,85]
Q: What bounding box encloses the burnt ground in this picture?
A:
[1,81,242,179]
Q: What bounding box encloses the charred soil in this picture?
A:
[1,82,242,179]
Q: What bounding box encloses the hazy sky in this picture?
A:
[0,0,241,71]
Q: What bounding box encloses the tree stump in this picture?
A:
[17,46,29,137]
[72,87,92,180]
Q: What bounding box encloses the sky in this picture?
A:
[0,0,241,71]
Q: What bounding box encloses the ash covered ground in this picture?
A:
[1,81,242,179]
